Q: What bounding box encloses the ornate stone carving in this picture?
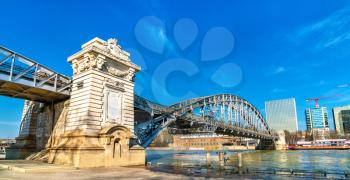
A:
[105,38,130,62]
[68,37,140,78]
[106,67,135,81]
[106,38,121,58]
[105,78,125,90]
[128,69,136,81]
[72,53,106,75]
[72,61,79,75]
[107,66,129,77]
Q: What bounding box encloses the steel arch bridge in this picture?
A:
[134,94,276,148]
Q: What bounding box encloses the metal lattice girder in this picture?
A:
[134,94,166,114]
[0,46,71,102]
[135,93,277,147]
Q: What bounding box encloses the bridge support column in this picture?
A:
[46,37,143,168]
[274,131,288,150]
[256,139,276,150]
[256,132,287,150]
[6,101,40,159]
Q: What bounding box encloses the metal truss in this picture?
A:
[135,94,277,147]
[134,95,166,115]
[0,46,71,102]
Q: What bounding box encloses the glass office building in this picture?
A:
[265,98,298,132]
[333,105,350,135]
[305,107,329,131]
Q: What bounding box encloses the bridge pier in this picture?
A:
[8,38,145,168]
[256,131,287,150]
[6,101,40,159]
[46,38,143,168]
[256,139,276,150]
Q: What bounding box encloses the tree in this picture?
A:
[284,130,298,145]
[305,131,314,141]
[328,130,341,139]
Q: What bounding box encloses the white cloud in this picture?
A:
[319,87,350,106]
[274,66,286,74]
[293,7,350,51]
[323,95,350,105]
[266,66,287,76]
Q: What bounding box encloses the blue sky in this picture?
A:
[1,0,350,138]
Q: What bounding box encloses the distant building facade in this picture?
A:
[172,134,236,150]
[265,98,298,132]
[333,105,350,135]
[305,107,329,134]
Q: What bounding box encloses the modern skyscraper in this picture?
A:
[265,98,298,132]
[333,105,350,135]
[305,107,329,131]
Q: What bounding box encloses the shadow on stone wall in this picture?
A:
[24,100,70,162]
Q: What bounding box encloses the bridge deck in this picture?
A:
[0,79,70,102]
[0,46,71,103]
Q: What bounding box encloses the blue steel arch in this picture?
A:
[134,94,275,148]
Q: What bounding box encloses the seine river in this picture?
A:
[146,150,350,178]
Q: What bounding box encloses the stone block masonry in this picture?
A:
[66,70,136,134]
[8,37,145,167]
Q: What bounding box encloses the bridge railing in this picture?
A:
[134,95,166,114]
[0,46,71,95]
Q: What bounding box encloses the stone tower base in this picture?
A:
[256,139,276,150]
[5,135,37,159]
[256,131,287,150]
[47,125,145,168]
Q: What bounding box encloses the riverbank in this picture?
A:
[0,162,263,179]
[1,161,345,179]
[2,150,350,179]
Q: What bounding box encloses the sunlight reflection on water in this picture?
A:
[146,150,350,173]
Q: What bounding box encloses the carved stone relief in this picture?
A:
[72,53,106,75]
[106,38,130,61]
[105,78,125,90]
[69,37,139,83]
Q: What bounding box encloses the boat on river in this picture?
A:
[289,139,350,150]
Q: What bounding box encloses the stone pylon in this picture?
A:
[47,37,145,167]
[6,100,41,159]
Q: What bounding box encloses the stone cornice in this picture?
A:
[68,38,141,71]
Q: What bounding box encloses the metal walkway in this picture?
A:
[0,46,71,103]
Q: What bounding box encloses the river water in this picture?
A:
[146,150,350,178]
